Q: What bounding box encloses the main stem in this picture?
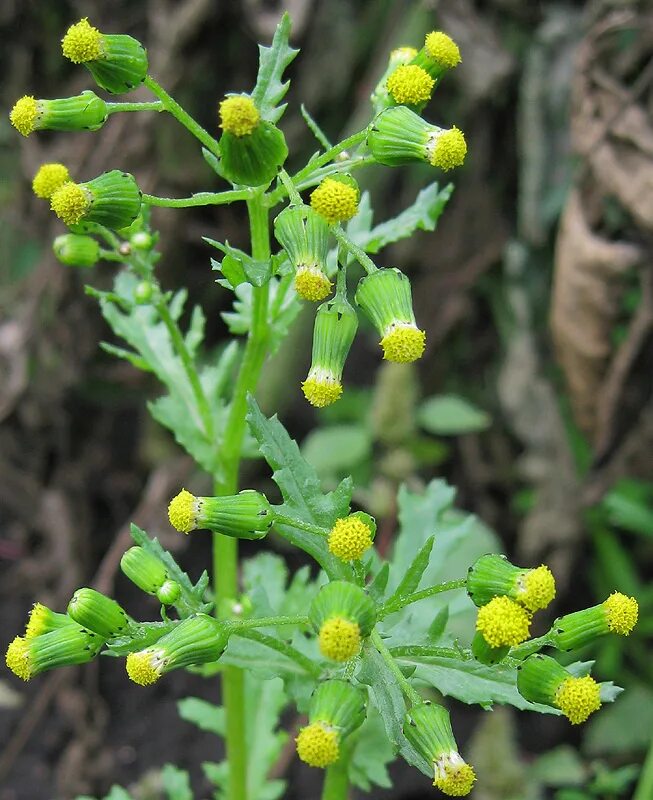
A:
[213,194,271,800]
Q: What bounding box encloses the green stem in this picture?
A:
[379,578,467,618]
[321,738,354,800]
[634,730,653,800]
[273,512,329,537]
[370,629,422,707]
[277,168,302,205]
[144,75,221,157]
[213,193,271,800]
[106,100,164,113]
[142,189,253,208]
[98,249,124,262]
[154,298,214,440]
[234,629,321,678]
[231,614,309,629]
[508,634,554,660]
[293,129,369,185]
[331,225,377,275]
[389,645,467,659]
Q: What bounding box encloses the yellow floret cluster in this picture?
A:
[50,182,91,226]
[428,127,467,171]
[380,324,426,363]
[425,31,462,69]
[476,596,531,648]
[554,675,601,725]
[25,603,52,639]
[168,488,198,534]
[126,650,162,686]
[294,265,332,302]
[310,178,359,225]
[10,96,39,137]
[219,96,260,137]
[32,163,71,199]
[386,64,435,106]
[295,722,340,768]
[518,565,556,612]
[434,760,476,797]
[302,375,343,408]
[318,617,361,662]
[5,637,32,681]
[603,591,638,635]
[62,18,103,63]
[328,516,373,561]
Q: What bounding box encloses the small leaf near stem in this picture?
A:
[378,578,467,619]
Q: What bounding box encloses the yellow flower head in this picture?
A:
[518,565,556,612]
[25,603,53,639]
[603,591,638,635]
[32,163,71,199]
[5,636,32,681]
[10,96,39,137]
[310,178,359,225]
[50,182,91,226]
[386,65,434,106]
[425,31,462,69]
[219,95,260,137]
[380,323,426,363]
[295,722,340,768]
[427,127,467,171]
[476,596,531,648]
[328,516,373,562]
[318,616,361,662]
[554,675,601,725]
[168,488,198,534]
[433,752,476,796]
[126,650,163,686]
[62,18,103,63]
[294,265,332,302]
[302,373,343,408]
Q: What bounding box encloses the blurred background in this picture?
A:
[1,1,653,798]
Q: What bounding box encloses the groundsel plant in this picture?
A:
[6,16,638,800]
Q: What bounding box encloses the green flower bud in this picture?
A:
[368,106,466,172]
[371,46,419,113]
[274,205,332,301]
[517,654,602,725]
[121,546,167,593]
[53,234,100,268]
[296,680,367,768]
[67,588,130,639]
[218,95,288,186]
[6,626,103,681]
[411,31,462,83]
[126,614,228,685]
[466,554,556,612]
[24,603,75,639]
[471,631,510,665]
[50,170,141,230]
[309,581,376,662]
[156,580,181,605]
[130,231,153,250]
[62,18,148,94]
[355,268,425,363]
[403,703,476,796]
[134,280,154,304]
[168,488,273,539]
[550,592,638,651]
[302,295,358,408]
[10,91,108,137]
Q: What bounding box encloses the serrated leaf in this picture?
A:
[246,398,354,580]
[161,764,193,800]
[355,183,453,254]
[178,697,225,736]
[251,13,299,124]
[99,342,151,372]
[348,707,394,791]
[418,394,491,436]
[358,641,432,777]
[207,239,273,288]
[368,563,390,603]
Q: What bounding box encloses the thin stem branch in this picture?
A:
[292,129,369,185]
[277,168,302,205]
[273,512,329,537]
[508,634,554,660]
[154,298,214,440]
[379,578,467,618]
[142,190,253,208]
[144,75,221,157]
[234,629,321,678]
[370,630,422,707]
[331,225,377,275]
[106,101,164,114]
[231,615,309,630]
[98,249,124,262]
